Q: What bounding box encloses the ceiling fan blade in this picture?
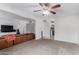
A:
[33,10,41,12]
[47,4,61,14]
[39,3,50,7]
[51,4,61,9]
[39,3,49,10]
[50,11,56,14]
[39,3,43,6]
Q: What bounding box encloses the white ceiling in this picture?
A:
[0,3,79,21]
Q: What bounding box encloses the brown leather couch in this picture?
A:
[0,33,35,50]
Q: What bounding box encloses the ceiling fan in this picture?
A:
[33,3,61,16]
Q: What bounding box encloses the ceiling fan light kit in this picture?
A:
[42,10,50,16]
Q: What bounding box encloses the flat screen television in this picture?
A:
[1,25,15,32]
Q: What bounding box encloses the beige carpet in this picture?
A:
[0,39,79,55]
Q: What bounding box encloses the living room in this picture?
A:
[0,3,79,55]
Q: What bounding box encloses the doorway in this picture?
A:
[50,25,54,39]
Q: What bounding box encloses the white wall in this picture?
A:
[0,18,35,34]
[43,20,50,39]
[0,13,18,33]
[0,9,34,34]
[54,3,79,44]
[17,20,35,34]
[35,20,44,39]
[0,17,19,31]
[0,16,35,34]
[17,20,27,34]
[26,22,35,33]
[55,15,79,44]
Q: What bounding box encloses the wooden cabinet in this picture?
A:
[14,33,35,44]
[0,39,13,49]
[14,37,21,44]
[0,33,35,49]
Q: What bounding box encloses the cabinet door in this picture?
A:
[14,37,21,44]
[0,39,13,49]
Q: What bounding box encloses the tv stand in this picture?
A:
[0,33,35,49]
